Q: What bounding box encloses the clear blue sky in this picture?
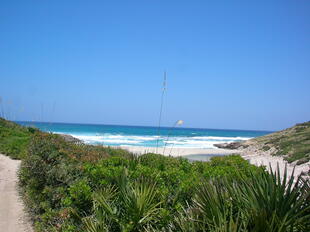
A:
[0,0,309,131]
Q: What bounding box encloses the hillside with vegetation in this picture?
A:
[0,117,35,159]
[243,121,310,164]
[0,118,310,232]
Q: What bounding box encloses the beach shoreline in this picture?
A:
[118,146,240,157]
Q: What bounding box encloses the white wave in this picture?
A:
[163,136,250,148]
[184,136,252,140]
[103,139,140,144]
[56,132,252,149]
[106,135,158,141]
[71,135,105,143]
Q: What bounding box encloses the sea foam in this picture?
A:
[64,133,252,148]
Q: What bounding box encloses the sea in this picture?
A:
[16,121,271,149]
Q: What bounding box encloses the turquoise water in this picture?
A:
[16,121,271,149]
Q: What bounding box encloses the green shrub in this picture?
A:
[83,172,164,231]
[262,145,270,151]
[170,167,310,232]
[0,117,33,159]
[63,179,92,213]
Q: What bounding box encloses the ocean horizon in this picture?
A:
[16,121,272,149]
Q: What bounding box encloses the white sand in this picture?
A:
[120,146,240,157]
[0,154,33,232]
[240,146,310,180]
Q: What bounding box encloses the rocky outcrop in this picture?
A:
[214,142,245,150]
[59,134,82,144]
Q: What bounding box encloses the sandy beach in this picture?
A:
[121,146,240,157]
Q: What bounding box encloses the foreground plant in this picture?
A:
[170,166,310,232]
[170,178,247,232]
[233,166,310,232]
[83,171,163,232]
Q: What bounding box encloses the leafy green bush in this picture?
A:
[83,172,164,232]
[171,167,310,232]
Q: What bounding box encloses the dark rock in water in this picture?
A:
[59,134,82,144]
[214,142,243,150]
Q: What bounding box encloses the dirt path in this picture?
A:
[0,154,33,232]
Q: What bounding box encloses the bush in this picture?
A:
[170,167,310,232]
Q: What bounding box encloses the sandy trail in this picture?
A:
[0,154,33,232]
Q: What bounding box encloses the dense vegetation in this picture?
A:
[20,132,266,231]
[252,121,310,164]
[0,118,310,231]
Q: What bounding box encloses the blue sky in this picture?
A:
[0,0,309,131]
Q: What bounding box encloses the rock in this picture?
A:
[214,142,243,150]
[59,134,82,144]
[296,158,309,165]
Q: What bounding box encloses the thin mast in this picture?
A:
[156,71,166,153]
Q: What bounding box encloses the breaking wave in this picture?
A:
[57,132,252,149]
